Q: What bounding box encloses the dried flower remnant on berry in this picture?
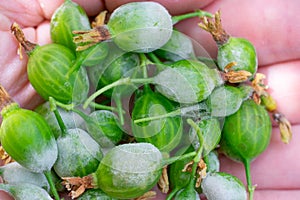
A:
[157,166,169,193]
[222,62,252,83]
[198,10,229,45]
[251,73,292,144]
[0,146,14,165]
[0,86,14,111]
[182,159,207,188]
[134,191,157,200]
[91,11,108,28]
[62,175,94,199]
[72,10,110,51]
[10,23,37,59]
[73,26,111,51]
[273,112,292,144]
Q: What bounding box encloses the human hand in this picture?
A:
[0,0,299,199]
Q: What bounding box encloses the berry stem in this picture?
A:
[147,52,163,64]
[161,151,196,167]
[113,94,125,125]
[49,97,68,137]
[244,159,255,200]
[83,77,154,109]
[89,101,124,113]
[172,10,213,25]
[165,187,180,200]
[134,109,181,124]
[134,103,208,124]
[44,170,61,200]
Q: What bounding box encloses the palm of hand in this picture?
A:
[0,0,299,199]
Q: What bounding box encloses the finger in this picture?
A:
[37,0,64,20]
[104,0,214,15]
[0,22,44,109]
[36,21,51,45]
[0,191,14,200]
[220,125,300,190]
[175,0,300,66]
[259,61,300,125]
[73,0,105,16]
[255,190,300,200]
[0,0,44,27]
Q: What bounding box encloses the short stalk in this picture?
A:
[54,101,75,111]
[161,151,196,167]
[44,170,61,200]
[71,108,93,124]
[134,109,181,124]
[172,10,213,25]
[244,159,255,200]
[187,118,204,168]
[89,101,123,113]
[66,55,85,78]
[166,187,181,200]
[147,52,163,64]
[139,53,153,93]
[83,77,153,109]
[49,97,68,137]
[113,95,125,125]
[134,103,208,124]
[83,77,130,109]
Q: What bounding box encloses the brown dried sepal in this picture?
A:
[251,73,268,96]
[222,62,252,83]
[134,191,157,200]
[251,73,278,111]
[182,159,207,188]
[198,10,230,45]
[73,26,111,51]
[10,22,37,59]
[273,112,292,144]
[251,74,292,144]
[0,146,14,165]
[157,166,169,193]
[0,85,14,111]
[224,70,252,83]
[92,11,108,28]
[61,175,94,199]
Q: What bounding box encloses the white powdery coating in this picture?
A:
[1,162,49,192]
[0,183,53,200]
[109,143,162,173]
[105,143,162,188]
[108,2,173,53]
[35,101,89,136]
[154,67,199,103]
[157,30,196,61]
[76,128,103,161]
[201,173,247,200]
[24,139,58,173]
[208,85,243,117]
[54,128,102,177]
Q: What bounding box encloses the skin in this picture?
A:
[0,0,299,199]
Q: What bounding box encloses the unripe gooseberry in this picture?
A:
[11,23,89,104]
[217,37,257,76]
[94,143,163,199]
[201,172,247,200]
[0,103,58,174]
[107,2,173,53]
[0,183,53,200]
[199,11,257,81]
[74,2,173,53]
